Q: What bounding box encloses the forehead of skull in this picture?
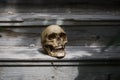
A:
[44,25,65,35]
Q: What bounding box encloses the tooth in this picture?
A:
[50,52,55,57]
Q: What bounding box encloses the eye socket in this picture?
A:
[48,33,57,40]
[59,33,66,38]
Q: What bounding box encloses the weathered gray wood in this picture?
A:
[0,27,119,62]
[4,0,120,4]
[0,66,120,80]
[0,14,120,26]
[0,27,119,46]
[0,27,119,43]
[0,46,120,60]
[0,1,120,80]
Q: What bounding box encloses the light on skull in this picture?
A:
[41,25,68,58]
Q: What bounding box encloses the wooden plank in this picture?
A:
[0,27,119,62]
[0,46,120,66]
[2,0,120,5]
[0,46,119,60]
[0,27,119,46]
[0,14,120,26]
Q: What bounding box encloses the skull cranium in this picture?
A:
[41,25,68,58]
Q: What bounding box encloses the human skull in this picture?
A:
[41,25,68,58]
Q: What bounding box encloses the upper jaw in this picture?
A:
[45,45,65,58]
[54,46,63,49]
